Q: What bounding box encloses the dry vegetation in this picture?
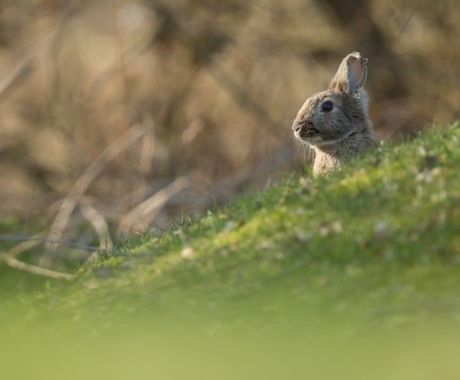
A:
[0,0,458,268]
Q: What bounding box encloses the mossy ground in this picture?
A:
[1,123,460,379]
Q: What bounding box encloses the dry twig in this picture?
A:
[0,237,74,280]
[0,30,59,102]
[119,177,191,234]
[4,234,42,258]
[0,59,33,102]
[0,253,74,280]
[44,126,145,262]
[79,199,113,261]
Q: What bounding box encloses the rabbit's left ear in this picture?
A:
[329,52,368,94]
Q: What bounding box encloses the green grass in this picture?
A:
[2,123,460,379]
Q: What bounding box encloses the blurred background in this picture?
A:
[0,0,458,265]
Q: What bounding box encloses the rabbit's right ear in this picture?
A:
[329,52,368,95]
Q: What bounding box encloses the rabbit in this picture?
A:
[292,52,378,176]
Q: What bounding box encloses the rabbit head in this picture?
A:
[292,52,371,148]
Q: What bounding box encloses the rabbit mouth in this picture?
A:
[301,128,321,137]
[295,127,322,143]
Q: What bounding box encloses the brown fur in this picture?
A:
[292,52,377,175]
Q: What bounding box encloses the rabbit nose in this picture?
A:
[292,119,313,132]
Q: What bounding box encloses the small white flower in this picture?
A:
[181,247,195,259]
[418,146,426,156]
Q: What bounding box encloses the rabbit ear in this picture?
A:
[329,52,368,94]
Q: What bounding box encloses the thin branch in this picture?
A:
[394,1,420,44]
[3,234,42,258]
[0,253,74,280]
[79,198,113,257]
[119,177,190,234]
[0,58,33,103]
[0,30,59,103]
[44,126,145,257]
[135,115,156,202]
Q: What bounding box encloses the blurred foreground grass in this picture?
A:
[3,328,460,380]
[2,123,460,379]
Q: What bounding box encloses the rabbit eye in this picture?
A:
[321,100,334,113]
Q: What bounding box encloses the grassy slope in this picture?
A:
[2,123,460,379]
[4,122,460,326]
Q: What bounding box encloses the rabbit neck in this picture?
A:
[312,130,376,175]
